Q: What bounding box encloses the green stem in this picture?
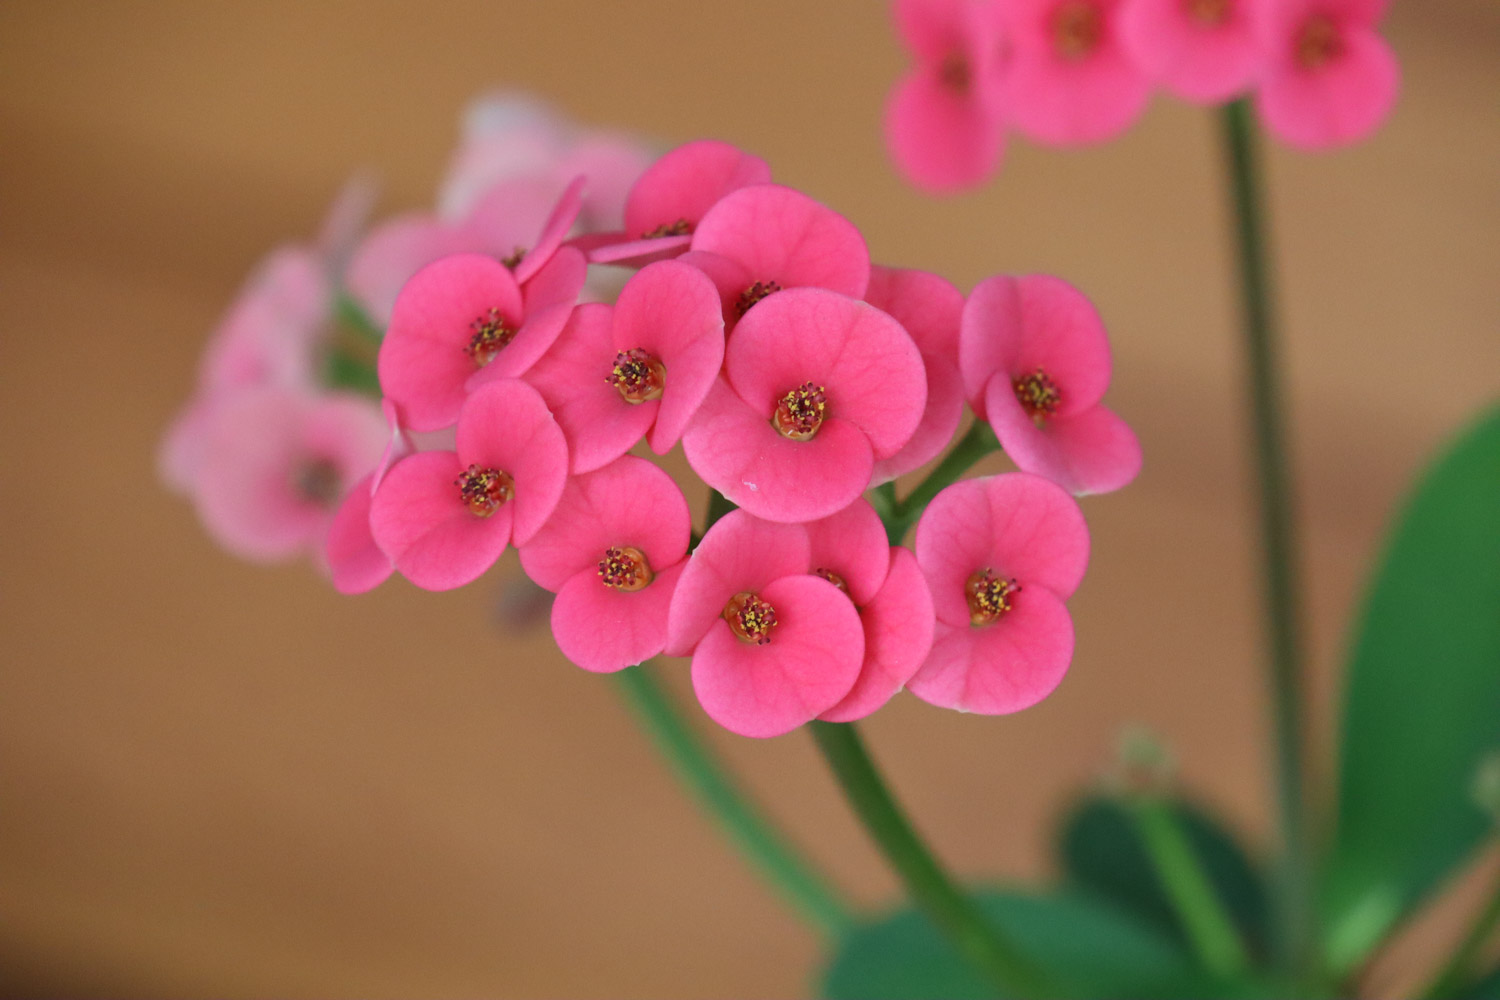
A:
[811,721,1056,998]
[336,293,385,346]
[1219,99,1316,982]
[886,421,1001,542]
[614,663,852,938]
[1420,861,1500,1000]
[1128,796,1251,980]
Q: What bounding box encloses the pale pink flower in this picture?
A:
[682,289,926,523]
[519,456,691,672]
[369,379,568,591]
[1001,0,1153,146]
[885,0,1009,192]
[523,260,725,472]
[960,274,1140,495]
[910,474,1089,713]
[1251,0,1399,150]
[1118,0,1261,104]
[666,510,864,738]
[326,472,392,595]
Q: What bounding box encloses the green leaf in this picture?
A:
[820,888,1222,999]
[1057,796,1271,961]
[1458,963,1500,999]
[335,293,384,344]
[324,348,382,398]
[1325,405,1500,969]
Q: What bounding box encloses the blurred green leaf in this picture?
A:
[1325,405,1500,970]
[820,888,1223,999]
[1058,796,1270,960]
[1458,963,1500,999]
[324,348,382,397]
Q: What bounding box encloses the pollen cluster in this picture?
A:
[723,591,779,645]
[455,464,514,517]
[965,569,1020,626]
[1012,368,1061,425]
[465,307,516,367]
[772,382,828,441]
[598,546,654,591]
[735,279,783,318]
[1052,0,1104,60]
[607,348,667,404]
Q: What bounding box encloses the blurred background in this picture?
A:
[1,1,1496,996]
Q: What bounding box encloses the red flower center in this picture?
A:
[813,568,849,594]
[1295,14,1342,70]
[466,308,516,368]
[1052,1,1104,61]
[939,52,971,93]
[723,591,779,644]
[607,348,668,404]
[772,382,828,441]
[501,247,526,270]
[735,279,783,318]
[293,457,342,506]
[455,464,514,518]
[1184,0,1231,26]
[598,546,654,591]
[966,569,1020,626]
[641,218,692,239]
[1013,368,1062,425]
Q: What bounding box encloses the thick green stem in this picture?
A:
[1420,860,1500,1000]
[811,721,1056,998]
[1219,99,1316,982]
[1128,797,1251,980]
[614,664,852,938]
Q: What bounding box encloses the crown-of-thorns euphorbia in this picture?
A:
[169,119,1141,738]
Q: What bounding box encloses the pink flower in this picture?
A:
[864,266,967,485]
[369,379,568,591]
[519,456,691,672]
[523,260,725,472]
[188,387,387,563]
[885,0,1009,193]
[666,510,865,738]
[1001,0,1153,146]
[682,288,926,523]
[626,139,772,241]
[1118,0,1261,104]
[960,274,1140,495]
[910,474,1089,713]
[1251,0,1399,150]
[326,472,392,595]
[376,253,573,432]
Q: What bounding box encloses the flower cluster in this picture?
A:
[887,0,1400,191]
[330,136,1139,737]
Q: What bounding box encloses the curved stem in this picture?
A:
[1219,99,1316,982]
[1420,859,1500,1000]
[614,663,852,939]
[810,721,1056,998]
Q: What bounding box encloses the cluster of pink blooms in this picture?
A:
[887,0,1400,191]
[164,100,1141,739]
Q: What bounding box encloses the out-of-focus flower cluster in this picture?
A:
[886,0,1400,192]
[164,96,1141,738]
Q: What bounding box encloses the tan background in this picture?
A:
[1,1,1496,996]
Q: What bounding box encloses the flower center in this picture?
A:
[455,464,514,518]
[607,348,667,404]
[813,568,848,594]
[501,247,526,270]
[722,591,779,644]
[1013,368,1062,425]
[735,279,783,318]
[465,308,516,368]
[1052,0,1104,60]
[772,382,828,441]
[294,457,342,506]
[598,546,654,592]
[1295,14,1342,70]
[641,218,692,239]
[966,569,1020,626]
[938,52,971,93]
[1184,0,1231,26]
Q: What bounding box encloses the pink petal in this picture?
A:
[907,592,1074,714]
[515,175,586,284]
[675,249,752,327]
[519,455,691,592]
[522,245,588,314]
[726,288,926,459]
[820,547,935,722]
[458,174,558,256]
[558,135,655,232]
[1118,0,1260,104]
[378,254,524,432]
[690,575,865,738]
[893,0,979,61]
[985,378,1142,495]
[803,499,892,607]
[681,379,875,524]
[523,303,656,473]
[455,379,570,545]
[690,185,871,301]
[873,355,966,485]
[584,234,694,266]
[326,472,393,595]
[611,260,727,453]
[665,509,812,657]
[1256,29,1399,151]
[347,215,481,326]
[885,68,1006,193]
[552,559,686,673]
[369,449,515,591]
[914,474,1091,628]
[624,140,772,239]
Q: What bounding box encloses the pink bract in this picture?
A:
[886,0,1009,192]
[369,379,568,591]
[1252,0,1399,150]
[864,265,966,484]
[345,215,486,327]
[1001,0,1153,146]
[623,139,772,240]
[909,474,1088,714]
[820,546,937,723]
[326,471,393,595]
[960,274,1140,495]
[1118,0,1261,105]
[683,289,926,522]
